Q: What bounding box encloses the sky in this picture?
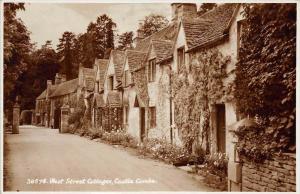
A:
[17,3,173,49]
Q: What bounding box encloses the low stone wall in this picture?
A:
[242,153,296,192]
[198,169,228,191]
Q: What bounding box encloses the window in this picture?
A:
[124,106,129,124]
[95,82,99,93]
[148,59,156,82]
[149,107,156,128]
[124,70,130,86]
[177,47,185,71]
[237,20,245,59]
[108,75,114,90]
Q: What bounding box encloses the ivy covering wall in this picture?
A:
[171,48,231,152]
[234,4,296,162]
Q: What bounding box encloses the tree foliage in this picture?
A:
[57,31,76,80]
[3,3,32,111]
[117,31,133,50]
[198,3,217,16]
[234,4,296,157]
[140,14,169,37]
[16,41,60,110]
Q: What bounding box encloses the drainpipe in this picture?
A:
[168,64,173,144]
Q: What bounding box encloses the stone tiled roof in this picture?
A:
[95,59,108,90]
[126,50,147,72]
[49,78,78,98]
[93,93,105,108]
[107,91,122,107]
[36,89,47,100]
[111,50,126,83]
[132,67,149,107]
[183,3,238,51]
[82,67,96,91]
[135,23,178,52]
[151,39,174,64]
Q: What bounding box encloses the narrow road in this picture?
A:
[4,125,217,191]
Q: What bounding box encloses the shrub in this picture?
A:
[203,152,228,177]
[138,138,191,163]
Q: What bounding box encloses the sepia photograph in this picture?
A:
[1,0,298,192]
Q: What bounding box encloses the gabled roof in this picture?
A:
[36,90,47,100]
[132,67,149,107]
[126,50,147,72]
[107,91,122,107]
[111,50,126,83]
[95,59,108,89]
[81,67,95,91]
[93,93,105,108]
[151,39,174,64]
[183,3,238,51]
[135,23,178,52]
[49,78,78,98]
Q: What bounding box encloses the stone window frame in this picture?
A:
[148,58,156,82]
[177,46,185,72]
[149,106,156,128]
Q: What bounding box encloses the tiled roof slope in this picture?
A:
[95,59,108,89]
[135,23,178,52]
[111,50,126,83]
[36,90,47,100]
[126,50,147,72]
[82,67,95,91]
[49,78,78,98]
[183,3,238,50]
[107,91,122,107]
[132,67,149,107]
[93,93,105,108]
[151,39,174,63]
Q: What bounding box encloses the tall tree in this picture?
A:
[117,31,133,50]
[86,14,116,62]
[140,14,169,37]
[16,41,60,110]
[57,31,76,80]
[3,3,32,114]
[198,3,217,16]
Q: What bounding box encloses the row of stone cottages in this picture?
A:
[36,3,244,157]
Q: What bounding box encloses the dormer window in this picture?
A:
[108,75,114,90]
[177,47,185,72]
[148,58,156,82]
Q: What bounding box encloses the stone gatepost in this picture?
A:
[12,102,21,134]
[60,104,70,133]
[227,118,255,191]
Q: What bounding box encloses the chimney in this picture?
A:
[61,74,66,82]
[55,73,62,85]
[47,80,52,87]
[55,73,67,85]
[46,80,52,99]
[171,3,197,22]
[133,22,145,47]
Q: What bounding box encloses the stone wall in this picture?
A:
[242,153,296,192]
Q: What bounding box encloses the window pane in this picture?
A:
[152,60,156,81]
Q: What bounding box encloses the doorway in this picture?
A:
[216,104,226,153]
[54,108,61,130]
[140,107,146,142]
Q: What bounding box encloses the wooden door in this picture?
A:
[54,108,61,130]
[140,108,145,142]
[216,104,226,153]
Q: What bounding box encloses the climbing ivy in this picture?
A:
[234,4,296,162]
[171,48,231,152]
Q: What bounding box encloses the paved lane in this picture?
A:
[4,125,217,191]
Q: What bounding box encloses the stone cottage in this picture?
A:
[35,66,96,131]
